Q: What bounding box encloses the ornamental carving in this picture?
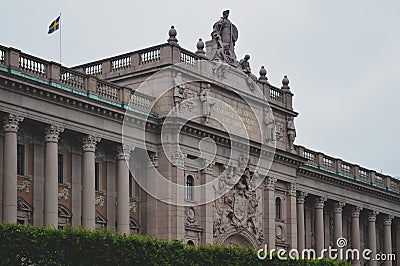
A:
[44,125,64,143]
[58,188,70,201]
[213,170,263,244]
[129,201,137,213]
[3,113,24,133]
[170,150,184,167]
[116,144,134,161]
[185,207,200,227]
[95,195,105,208]
[82,135,101,152]
[17,181,30,193]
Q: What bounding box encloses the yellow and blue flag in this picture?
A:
[48,16,60,34]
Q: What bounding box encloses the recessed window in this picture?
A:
[17,144,25,176]
[275,197,282,220]
[58,154,64,184]
[129,172,135,198]
[95,162,100,191]
[186,175,194,201]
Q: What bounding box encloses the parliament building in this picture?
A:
[0,11,399,265]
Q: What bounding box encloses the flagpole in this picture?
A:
[59,12,62,64]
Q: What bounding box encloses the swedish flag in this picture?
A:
[48,16,60,34]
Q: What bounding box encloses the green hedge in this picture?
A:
[0,223,350,266]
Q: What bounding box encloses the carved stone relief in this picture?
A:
[185,207,200,227]
[213,169,263,244]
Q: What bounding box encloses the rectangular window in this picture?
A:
[17,144,25,176]
[95,162,100,191]
[58,154,64,184]
[129,172,135,198]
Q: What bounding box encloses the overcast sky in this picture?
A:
[1,1,399,177]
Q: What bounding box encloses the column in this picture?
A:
[297,191,308,252]
[351,206,362,266]
[314,196,326,254]
[200,160,215,244]
[383,215,394,266]
[116,144,134,234]
[264,176,277,249]
[146,153,158,236]
[2,114,23,223]
[44,125,64,227]
[333,201,345,248]
[368,211,378,266]
[81,135,100,229]
[287,183,297,250]
[396,222,400,266]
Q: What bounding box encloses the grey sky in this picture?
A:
[1,1,399,176]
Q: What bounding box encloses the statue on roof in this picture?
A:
[211,10,239,67]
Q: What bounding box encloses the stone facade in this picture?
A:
[0,14,400,265]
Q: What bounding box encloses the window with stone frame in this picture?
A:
[17,143,26,176]
[275,197,282,220]
[186,175,194,201]
[129,171,135,199]
[58,153,64,184]
[95,162,101,191]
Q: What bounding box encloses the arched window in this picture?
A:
[187,240,195,246]
[275,197,282,220]
[186,175,194,201]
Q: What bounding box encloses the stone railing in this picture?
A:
[0,45,155,114]
[296,146,400,193]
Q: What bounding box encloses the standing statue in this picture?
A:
[287,117,296,151]
[264,108,276,143]
[200,84,215,123]
[211,10,239,66]
[173,72,185,111]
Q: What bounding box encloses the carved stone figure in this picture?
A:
[213,170,263,244]
[211,10,239,66]
[239,54,251,75]
[185,207,200,227]
[264,108,276,143]
[287,117,296,151]
[173,72,185,111]
[199,84,215,123]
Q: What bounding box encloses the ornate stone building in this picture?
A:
[0,11,399,265]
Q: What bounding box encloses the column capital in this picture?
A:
[116,144,134,161]
[3,113,24,133]
[265,176,277,190]
[383,215,394,226]
[333,201,346,214]
[44,125,64,143]
[314,196,327,209]
[351,206,363,218]
[82,135,101,152]
[367,210,379,222]
[297,191,308,204]
[287,182,297,196]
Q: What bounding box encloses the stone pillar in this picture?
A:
[351,206,362,266]
[44,125,64,227]
[146,153,158,236]
[314,196,326,254]
[333,201,345,248]
[2,114,23,223]
[287,183,297,250]
[81,135,100,229]
[396,222,400,266]
[116,144,134,234]
[264,176,277,249]
[383,215,394,266]
[200,160,215,244]
[368,211,378,266]
[297,191,308,252]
